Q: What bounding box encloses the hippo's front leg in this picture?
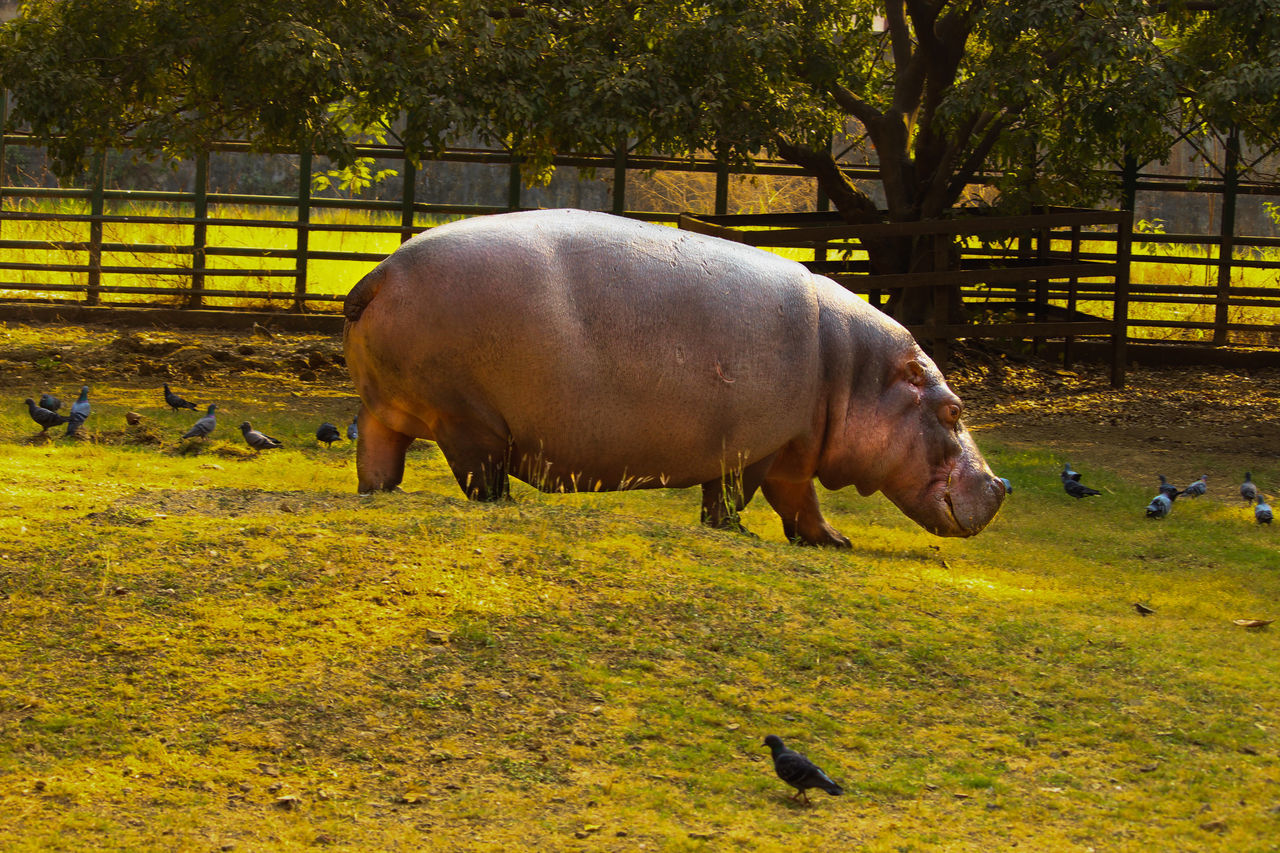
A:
[762,478,852,548]
[700,454,776,532]
[356,409,415,494]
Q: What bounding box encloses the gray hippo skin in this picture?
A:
[343,209,1005,546]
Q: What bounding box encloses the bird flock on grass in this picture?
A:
[23,383,357,454]
[1054,462,1272,525]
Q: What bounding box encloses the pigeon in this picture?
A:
[65,385,91,436]
[1241,472,1258,504]
[182,404,217,440]
[346,414,359,442]
[1256,495,1272,525]
[1145,493,1172,519]
[1157,475,1179,501]
[999,477,1013,495]
[38,392,61,411]
[240,421,283,451]
[763,735,843,805]
[25,398,70,432]
[1062,469,1101,499]
[163,383,198,412]
[1133,602,1155,616]
[316,422,341,447]
[1181,475,1207,498]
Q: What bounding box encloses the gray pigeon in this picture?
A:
[240,421,283,451]
[1241,473,1258,504]
[1157,475,1179,501]
[999,477,1013,495]
[38,392,61,412]
[65,385,91,436]
[182,404,217,440]
[163,383,198,412]
[763,735,843,805]
[315,422,341,447]
[346,414,359,442]
[1256,495,1272,525]
[1062,469,1101,499]
[1146,493,1172,519]
[25,398,69,432]
[1181,475,1207,498]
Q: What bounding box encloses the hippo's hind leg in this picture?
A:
[700,453,776,533]
[356,409,415,493]
[761,478,852,548]
[433,420,513,502]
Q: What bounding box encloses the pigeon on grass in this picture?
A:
[315,422,341,447]
[66,386,91,436]
[1181,475,1207,498]
[163,383,198,412]
[1146,493,1172,519]
[999,477,1013,495]
[1157,475,1179,501]
[240,421,283,451]
[38,393,61,412]
[25,398,69,432]
[1256,496,1273,525]
[763,735,843,805]
[346,414,359,442]
[1062,469,1102,499]
[1241,473,1258,504]
[182,404,217,440]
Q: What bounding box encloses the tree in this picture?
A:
[3,1,1279,321]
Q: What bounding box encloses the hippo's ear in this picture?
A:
[904,360,927,387]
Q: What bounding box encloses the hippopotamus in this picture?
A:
[343,209,1004,546]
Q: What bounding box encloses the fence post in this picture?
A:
[1213,127,1239,347]
[86,150,106,306]
[0,91,7,242]
[188,151,208,309]
[612,141,627,215]
[294,149,311,312]
[714,156,729,215]
[1112,212,1132,389]
[400,156,416,244]
[932,231,950,367]
[1064,224,1081,368]
[507,156,521,210]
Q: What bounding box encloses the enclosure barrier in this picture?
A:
[0,129,1276,364]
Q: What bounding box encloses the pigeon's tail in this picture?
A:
[65,412,87,436]
[818,778,844,796]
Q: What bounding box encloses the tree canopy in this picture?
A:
[2,0,1279,288]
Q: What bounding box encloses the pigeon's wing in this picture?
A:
[774,750,842,795]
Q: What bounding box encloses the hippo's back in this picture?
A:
[343,209,839,486]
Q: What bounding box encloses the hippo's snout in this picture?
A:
[944,471,1006,537]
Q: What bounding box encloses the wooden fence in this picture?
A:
[0,129,1276,370]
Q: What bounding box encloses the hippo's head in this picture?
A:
[822,350,1005,537]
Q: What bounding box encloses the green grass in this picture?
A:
[1,325,1279,850]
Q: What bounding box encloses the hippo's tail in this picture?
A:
[344,266,385,323]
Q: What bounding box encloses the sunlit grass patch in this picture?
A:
[2,328,1280,849]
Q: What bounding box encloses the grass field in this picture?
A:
[1,324,1279,851]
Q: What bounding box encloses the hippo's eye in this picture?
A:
[941,402,962,427]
